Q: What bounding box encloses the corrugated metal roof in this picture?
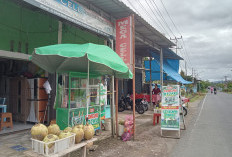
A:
[78,0,175,52]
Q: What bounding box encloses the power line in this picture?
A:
[126,0,193,73]
[181,38,193,68]
[147,0,176,38]
[158,0,193,69]
[159,0,182,37]
[149,0,177,38]
[125,0,166,35]
[136,0,171,38]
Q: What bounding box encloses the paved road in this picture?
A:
[170,92,232,157]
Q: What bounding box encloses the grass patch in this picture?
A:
[189,93,205,102]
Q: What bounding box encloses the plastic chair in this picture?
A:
[0,112,13,131]
[0,98,6,105]
[153,113,161,126]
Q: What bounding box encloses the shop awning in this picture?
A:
[150,48,183,60]
[0,50,31,61]
[145,51,192,84]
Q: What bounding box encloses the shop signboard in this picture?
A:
[69,106,101,131]
[161,85,180,131]
[116,16,133,70]
[161,106,179,130]
[23,0,114,37]
[161,85,179,106]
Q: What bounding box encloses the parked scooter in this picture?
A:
[181,97,188,116]
[118,94,148,114]
[135,99,145,114]
[182,103,188,116]
[124,94,146,114]
[118,96,126,112]
[141,98,149,111]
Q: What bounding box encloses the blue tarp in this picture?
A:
[145,52,192,84]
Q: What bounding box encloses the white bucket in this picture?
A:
[118,124,124,136]
[104,119,111,131]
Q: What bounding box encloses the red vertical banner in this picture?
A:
[116,16,133,71]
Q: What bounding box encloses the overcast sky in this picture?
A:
[121,0,232,82]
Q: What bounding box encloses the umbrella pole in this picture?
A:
[87,60,90,120]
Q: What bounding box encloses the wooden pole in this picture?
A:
[132,14,136,140]
[115,78,119,137]
[111,75,115,136]
[110,39,115,137]
[150,57,152,108]
[160,48,163,137]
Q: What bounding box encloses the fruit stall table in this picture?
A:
[24,137,97,157]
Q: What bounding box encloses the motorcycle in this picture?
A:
[118,96,126,112]
[135,99,145,114]
[181,97,188,116]
[141,98,149,111]
[125,94,146,114]
[182,103,188,116]
[214,90,217,95]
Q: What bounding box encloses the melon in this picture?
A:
[64,127,72,132]
[59,131,72,139]
[48,124,60,136]
[73,124,84,130]
[71,127,84,144]
[31,123,48,141]
[83,123,95,140]
[43,134,59,148]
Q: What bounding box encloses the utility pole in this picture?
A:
[170,36,183,54]
[225,76,228,91]
[185,61,187,76]
[192,68,194,82]
[225,76,228,82]
[170,36,183,72]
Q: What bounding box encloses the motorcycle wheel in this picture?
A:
[136,105,145,114]
[143,104,148,111]
[118,105,125,112]
[183,107,187,116]
[118,101,125,112]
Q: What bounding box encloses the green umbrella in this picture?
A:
[30,43,133,79]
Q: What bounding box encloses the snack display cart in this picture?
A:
[55,72,107,130]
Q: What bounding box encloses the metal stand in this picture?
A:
[42,94,51,124]
[161,129,181,139]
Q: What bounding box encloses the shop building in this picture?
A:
[0,0,177,135]
[0,0,108,133]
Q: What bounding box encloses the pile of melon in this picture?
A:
[31,123,95,150]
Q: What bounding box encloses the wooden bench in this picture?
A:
[24,138,97,157]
